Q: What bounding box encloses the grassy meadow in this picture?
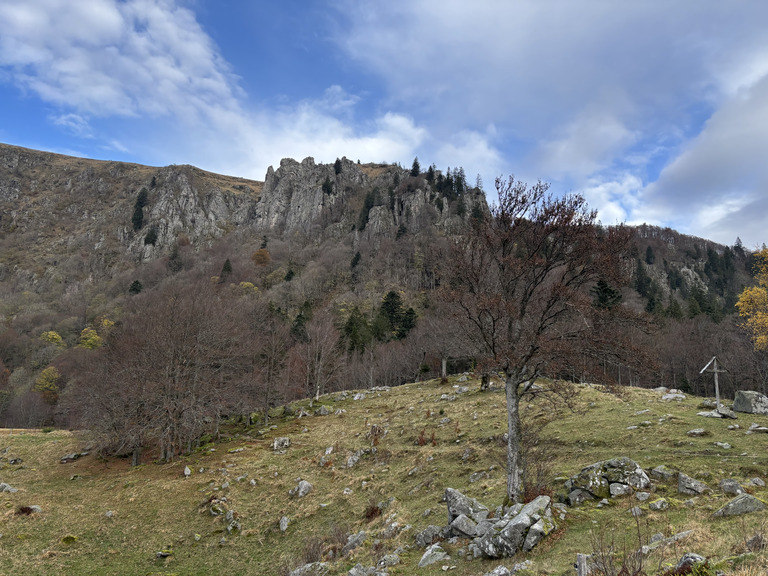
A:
[1,377,767,575]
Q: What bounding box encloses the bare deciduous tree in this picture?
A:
[445,176,632,503]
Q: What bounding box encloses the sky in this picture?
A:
[1,1,767,249]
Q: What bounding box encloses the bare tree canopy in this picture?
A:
[445,176,633,503]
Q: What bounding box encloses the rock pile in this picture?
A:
[414,488,557,560]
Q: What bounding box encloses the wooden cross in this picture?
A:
[700,356,727,411]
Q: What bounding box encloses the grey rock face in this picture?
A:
[418,543,450,567]
[734,390,768,415]
[713,493,767,517]
[444,487,489,523]
[678,473,710,495]
[450,513,478,538]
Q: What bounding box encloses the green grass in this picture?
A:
[1,379,767,575]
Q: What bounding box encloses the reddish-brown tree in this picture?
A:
[445,176,633,503]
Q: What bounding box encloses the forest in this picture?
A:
[0,150,765,466]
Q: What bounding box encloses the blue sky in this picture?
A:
[1,1,767,248]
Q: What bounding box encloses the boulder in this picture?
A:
[498,513,532,553]
[676,553,706,569]
[0,482,18,493]
[444,487,489,523]
[678,473,710,495]
[649,498,669,511]
[719,478,744,495]
[523,516,556,551]
[567,488,594,506]
[418,543,450,567]
[713,493,767,517]
[450,513,478,538]
[280,516,290,532]
[686,428,709,437]
[415,525,442,548]
[273,437,291,452]
[650,465,676,482]
[289,480,313,498]
[572,457,650,499]
[733,390,768,415]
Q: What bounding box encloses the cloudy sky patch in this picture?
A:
[0,0,766,247]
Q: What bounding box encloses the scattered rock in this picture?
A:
[415,525,443,548]
[183,466,191,478]
[483,566,511,576]
[649,498,669,511]
[450,514,478,538]
[379,553,400,567]
[315,405,331,416]
[567,488,594,506]
[661,393,686,401]
[419,543,450,567]
[289,480,313,498]
[636,492,651,502]
[630,506,643,517]
[342,531,367,555]
[713,493,767,517]
[686,428,709,437]
[650,465,676,482]
[750,477,765,487]
[445,487,489,523]
[714,442,732,449]
[60,452,88,464]
[733,390,768,415]
[719,478,744,495]
[0,482,18,493]
[288,562,330,576]
[678,473,710,495]
[273,437,291,453]
[676,553,706,569]
[280,516,290,532]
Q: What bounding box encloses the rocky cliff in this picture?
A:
[0,143,486,291]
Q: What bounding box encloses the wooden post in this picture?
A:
[700,356,728,412]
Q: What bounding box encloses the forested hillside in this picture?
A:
[0,144,764,463]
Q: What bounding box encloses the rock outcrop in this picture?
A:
[416,488,557,559]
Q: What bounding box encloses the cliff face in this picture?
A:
[0,144,486,290]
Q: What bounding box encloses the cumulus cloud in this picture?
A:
[0,0,240,119]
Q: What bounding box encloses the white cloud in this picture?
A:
[50,113,92,137]
[0,0,240,119]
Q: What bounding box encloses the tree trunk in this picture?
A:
[441,356,448,379]
[505,375,524,503]
[131,445,141,467]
